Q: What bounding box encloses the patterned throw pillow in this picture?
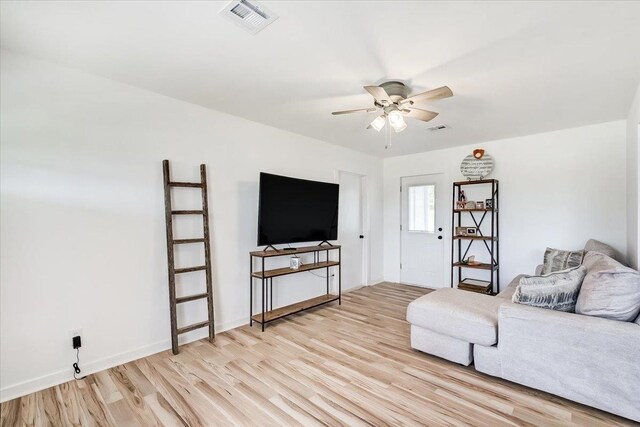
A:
[513,266,587,312]
[542,247,584,274]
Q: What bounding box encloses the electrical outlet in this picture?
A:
[68,328,83,339]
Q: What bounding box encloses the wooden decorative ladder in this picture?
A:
[162,159,215,354]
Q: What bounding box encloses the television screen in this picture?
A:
[258,173,339,246]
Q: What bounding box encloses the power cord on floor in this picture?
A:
[73,348,87,380]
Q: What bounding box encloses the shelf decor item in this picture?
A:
[451,179,499,294]
[458,278,492,293]
[464,201,476,209]
[460,150,494,180]
[455,226,468,236]
[290,256,301,270]
[464,256,482,266]
[473,149,485,159]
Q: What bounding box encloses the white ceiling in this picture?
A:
[2,1,640,157]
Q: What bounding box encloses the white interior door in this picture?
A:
[338,171,366,291]
[400,174,446,288]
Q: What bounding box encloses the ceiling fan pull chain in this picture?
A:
[385,118,391,150]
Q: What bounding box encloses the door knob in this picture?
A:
[438,236,443,240]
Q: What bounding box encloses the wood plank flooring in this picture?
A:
[1,282,635,426]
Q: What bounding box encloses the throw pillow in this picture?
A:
[513,266,586,312]
[584,238,620,263]
[542,247,584,274]
[575,252,640,321]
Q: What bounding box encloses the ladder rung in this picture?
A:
[169,182,203,188]
[175,265,207,274]
[176,293,209,304]
[173,238,205,244]
[172,210,204,215]
[177,320,210,335]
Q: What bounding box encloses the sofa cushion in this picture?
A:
[576,252,640,321]
[542,247,584,274]
[512,266,586,312]
[474,344,501,378]
[584,238,619,262]
[406,289,503,346]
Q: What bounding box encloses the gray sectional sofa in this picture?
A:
[407,240,640,422]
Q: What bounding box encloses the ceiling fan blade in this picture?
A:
[332,107,378,115]
[403,108,439,122]
[364,86,392,105]
[402,86,453,105]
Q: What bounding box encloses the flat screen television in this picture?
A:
[257,173,339,246]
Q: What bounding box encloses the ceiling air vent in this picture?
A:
[219,0,279,35]
[428,124,450,132]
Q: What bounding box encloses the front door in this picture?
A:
[400,174,446,288]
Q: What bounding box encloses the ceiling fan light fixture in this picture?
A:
[392,121,407,133]
[387,110,404,127]
[387,110,407,132]
[370,115,386,132]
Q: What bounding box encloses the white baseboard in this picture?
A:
[0,287,369,402]
[0,316,248,403]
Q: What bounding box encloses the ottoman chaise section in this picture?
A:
[410,325,474,365]
[407,288,503,345]
[406,288,504,365]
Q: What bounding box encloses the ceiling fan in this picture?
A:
[332,81,453,133]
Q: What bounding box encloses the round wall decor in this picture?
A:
[460,153,494,179]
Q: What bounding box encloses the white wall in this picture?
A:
[384,121,628,288]
[0,50,384,401]
[627,84,640,270]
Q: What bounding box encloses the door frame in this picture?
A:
[335,170,370,288]
[399,173,447,289]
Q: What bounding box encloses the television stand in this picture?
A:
[318,240,334,246]
[249,244,341,331]
[262,244,278,252]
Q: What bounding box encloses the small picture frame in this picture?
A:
[476,201,485,209]
[456,200,466,209]
[466,227,477,235]
[485,199,493,209]
[455,226,467,236]
[464,201,476,209]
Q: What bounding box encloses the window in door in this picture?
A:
[408,184,435,233]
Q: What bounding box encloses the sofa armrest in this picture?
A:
[534,264,543,275]
[498,302,640,421]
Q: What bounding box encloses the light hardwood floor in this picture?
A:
[1,282,635,426]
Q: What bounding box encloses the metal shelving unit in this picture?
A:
[451,179,500,294]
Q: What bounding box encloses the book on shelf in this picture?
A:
[458,278,492,293]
